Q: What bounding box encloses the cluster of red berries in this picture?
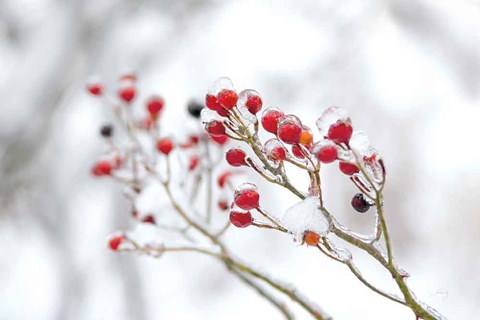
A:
[202,78,384,234]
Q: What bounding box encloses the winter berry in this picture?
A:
[205,120,226,137]
[156,138,174,155]
[226,148,246,167]
[218,200,229,211]
[291,144,305,159]
[238,89,263,114]
[261,107,284,134]
[351,193,371,213]
[142,215,156,224]
[217,89,238,109]
[108,234,124,251]
[86,81,103,96]
[304,231,320,246]
[188,156,200,171]
[229,210,253,228]
[234,183,260,210]
[328,120,353,144]
[206,94,221,111]
[100,124,113,138]
[118,84,136,102]
[277,115,302,144]
[187,100,204,118]
[263,139,287,161]
[339,161,359,175]
[210,134,229,145]
[299,127,313,146]
[312,142,338,164]
[92,160,112,177]
[146,96,164,115]
[217,171,234,188]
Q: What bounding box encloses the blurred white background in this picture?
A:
[0,0,479,319]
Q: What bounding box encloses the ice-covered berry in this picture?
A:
[234,183,260,210]
[146,96,164,116]
[312,141,338,163]
[263,138,287,161]
[108,234,124,251]
[261,107,284,134]
[304,231,320,246]
[351,193,371,213]
[87,81,103,96]
[299,126,313,145]
[339,161,359,175]
[229,210,253,228]
[238,89,263,114]
[217,171,234,188]
[118,82,136,102]
[92,160,113,177]
[217,89,238,109]
[156,138,174,155]
[218,200,229,211]
[226,148,246,167]
[277,115,302,144]
[142,215,156,224]
[328,120,353,144]
[205,120,226,137]
[291,144,305,159]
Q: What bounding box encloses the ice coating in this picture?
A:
[349,131,383,182]
[236,91,259,124]
[279,196,329,242]
[316,106,350,136]
[200,108,221,123]
[311,139,337,155]
[208,77,236,95]
[234,182,258,195]
[262,138,287,161]
[278,114,302,129]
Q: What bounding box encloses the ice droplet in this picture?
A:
[316,106,350,136]
[280,196,329,242]
[262,138,287,162]
[200,108,220,123]
[208,77,236,95]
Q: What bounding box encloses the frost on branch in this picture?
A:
[280,196,329,243]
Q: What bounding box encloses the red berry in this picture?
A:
[263,139,287,161]
[87,82,103,96]
[118,86,136,102]
[142,215,156,224]
[156,138,174,155]
[317,145,338,163]
[218,200,229,211]
[229,210,253,228]
[188,156,200,171]
[217,89,238,109]
[304,231,320,246]
[292,144,305,159]
[108,234,124,251]
[261,108,284,134]
[339,161,359,175]
[205,120,226,137]
[217,171,234,188]
[189,135,200,144]
[206,94,221,111]
[246,95,262,114]
[146,96,164,115]
[210,134,229,145]
[234,184,260,210]
[92,160,112,177]
[226,148,246,167]
[328,120,353,144]
[278,122,302,144]
[351,193,371,213]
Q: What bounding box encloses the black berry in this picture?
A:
[187,100,204,118]
[351,193,371,213]
[100,124,113,138]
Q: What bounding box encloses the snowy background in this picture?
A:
[1,0,479,319]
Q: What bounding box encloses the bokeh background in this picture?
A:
[1,0,479,319]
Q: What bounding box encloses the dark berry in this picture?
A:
[187,100,204,118]
[351,193,371,213]
[100,124,113,138]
